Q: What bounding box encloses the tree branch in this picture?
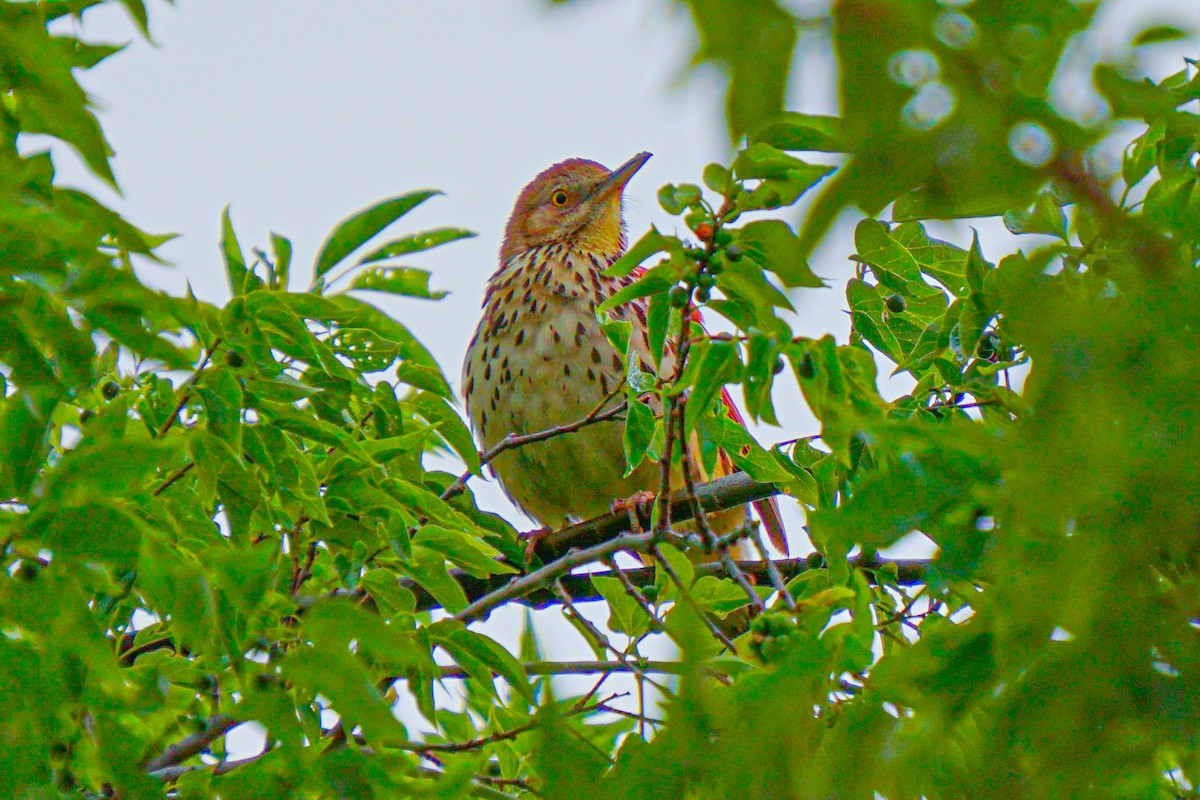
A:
[143,714,238,773]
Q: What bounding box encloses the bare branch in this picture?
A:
[143,714,238,773]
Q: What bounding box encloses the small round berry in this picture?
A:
[885,294,907,313]
[101,381,120,400]
[725,244,743,262]
[694,223,714,241]
[667,285,689,308]
[225,350,245,368]
[695,286,711,303]
[773,356,786,374]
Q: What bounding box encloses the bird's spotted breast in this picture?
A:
[462,247,653,525]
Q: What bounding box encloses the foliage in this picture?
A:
[2,0,1199,798]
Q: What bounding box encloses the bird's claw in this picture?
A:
[610,490,656,533]
[520,526,553,563]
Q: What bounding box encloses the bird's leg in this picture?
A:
[610,490,656,534]
[520,525,553,563]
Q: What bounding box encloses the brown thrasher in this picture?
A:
[463,152,786,555]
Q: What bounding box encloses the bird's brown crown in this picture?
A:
[500,153,650,263]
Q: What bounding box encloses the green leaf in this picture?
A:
[429,620,533,702]
[751,112,844,152]
[314,191,440,278]
[411,525,517,578]
[220,205,248,297]
[658,183,704,215]
[622,399,657,476]
[604,225,674,278]
[685,0,798,140]
[598,263,680,312]
[356,227,476,264]
[24,500,145,568]
[737,219,825,288]
[1003,193,1067,239]
[348,266,448,299]
[1133,25,1190,46]
[592,575,652,637]
[282,647,406,743]
[682,338,741,436]
[270,232,293,289]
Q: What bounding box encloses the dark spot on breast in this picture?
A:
[564,363,571,376]
[590,347,602,364]
[552,327,561,343]
[600,373,609,395]
[501,356,509,370]
[503,369,512,384]
[587,367,595,381]
[515,328,525,346]
[611,353,622,371]
[541,270,553,286]
[493,386,501,402]
[574,271,585,284]
[465,376,474,396]
[484,363,491,381]
[491,343,500,359]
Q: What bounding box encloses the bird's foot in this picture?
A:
[520,526,553,563]
[610,490,656,533]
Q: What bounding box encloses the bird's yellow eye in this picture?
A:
[551,190,569,207]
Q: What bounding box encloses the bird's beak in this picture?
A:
[591,151,652,203]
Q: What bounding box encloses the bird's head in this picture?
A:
[500,152,651,263]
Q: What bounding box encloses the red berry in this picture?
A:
[694,223,714,241]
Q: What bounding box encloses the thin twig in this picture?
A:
[402,693,624,754]
[651,545,735,652]
[748,526,796,611]
[453,530,677,623]
[143,715,238,772]
[601,556,665,630]
[152,461,194,496]
[441,384,627,502]
[551,581,666,691]
[157,338,223,438]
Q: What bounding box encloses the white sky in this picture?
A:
[46,0,1199,740]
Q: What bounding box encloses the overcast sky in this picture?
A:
[48,0,1199,739]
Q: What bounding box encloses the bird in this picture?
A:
[462,152,787,559]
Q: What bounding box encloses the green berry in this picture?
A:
[805,551,825,570]
[885,294,907,313]
[667,285,689,308]
[225,350,245,368]
[15,561,38,582]
[725,244,743,262]
[101,381,120,400]
[79,408,95,424]
[695,286,711,303]
[697,273,716,290]
[773,356,785,374]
